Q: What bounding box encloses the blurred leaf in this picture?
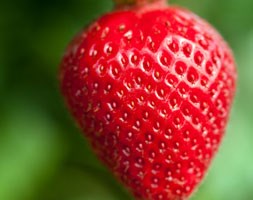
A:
[0,101,65,200]
[235,30,253,113]
[42,166,132,200]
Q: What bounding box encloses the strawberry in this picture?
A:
[60,0,237,199]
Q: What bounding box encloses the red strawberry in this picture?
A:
[60,0,237,199]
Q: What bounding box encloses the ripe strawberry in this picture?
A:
[60,0,237,199]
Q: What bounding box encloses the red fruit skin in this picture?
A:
[60,3,236,200]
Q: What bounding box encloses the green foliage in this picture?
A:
[0,0,253,199]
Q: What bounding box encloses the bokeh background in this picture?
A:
[1,0,253,199]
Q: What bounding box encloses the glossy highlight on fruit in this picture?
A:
[60,0,237,199]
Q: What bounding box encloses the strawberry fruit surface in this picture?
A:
[60,0,237,199]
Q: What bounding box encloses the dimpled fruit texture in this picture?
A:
[60,6,236,200]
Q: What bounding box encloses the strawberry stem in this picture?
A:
[114,0,167,8]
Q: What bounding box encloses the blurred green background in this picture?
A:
[0,0,253,199]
